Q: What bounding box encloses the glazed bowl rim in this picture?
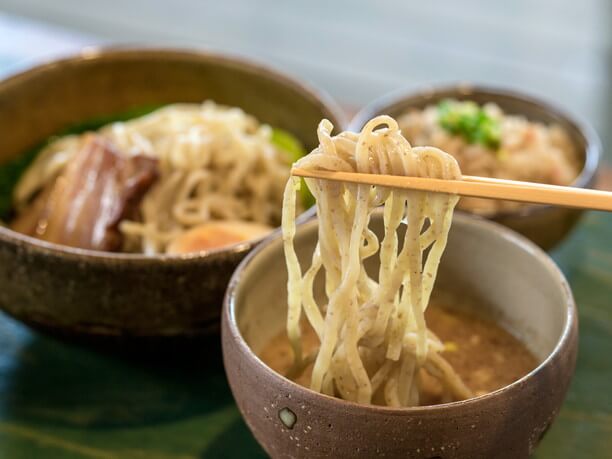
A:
[0,45,345,264]
[349,82,601,221]
[223,211,577,414]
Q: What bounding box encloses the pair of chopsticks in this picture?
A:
[291,168,612,212]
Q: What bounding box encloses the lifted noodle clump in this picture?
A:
[281,115,472,407]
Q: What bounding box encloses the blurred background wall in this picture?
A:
[0,0,610,156]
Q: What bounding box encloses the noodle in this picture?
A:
[281,115,472,407]
[14,102,296,254]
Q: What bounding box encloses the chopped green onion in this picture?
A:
[437,99,501,150]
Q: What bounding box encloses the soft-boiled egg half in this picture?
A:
[166,221,273,254]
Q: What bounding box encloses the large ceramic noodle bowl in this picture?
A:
[0,48,344,339]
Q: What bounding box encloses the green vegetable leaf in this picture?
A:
[271,128,304,163]
[270,128,315,209]
[0,147,39,219]
[437,99,501,150]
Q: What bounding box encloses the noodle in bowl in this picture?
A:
[13,102,299,255]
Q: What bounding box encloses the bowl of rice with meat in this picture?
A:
[350,84,600,250]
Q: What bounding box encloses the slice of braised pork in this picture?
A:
[12,134,158,251]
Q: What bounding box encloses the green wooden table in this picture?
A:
[0,326,267,458]
[0,207,610,458]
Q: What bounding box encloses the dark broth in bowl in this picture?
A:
[259,294,538,407]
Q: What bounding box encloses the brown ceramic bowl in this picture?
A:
[0,47,345,339]
[350,84,601,250]
[222,211,578,458]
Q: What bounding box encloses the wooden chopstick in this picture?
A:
[291,168,612,212]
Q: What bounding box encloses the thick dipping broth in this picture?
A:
[259,292,538,406]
